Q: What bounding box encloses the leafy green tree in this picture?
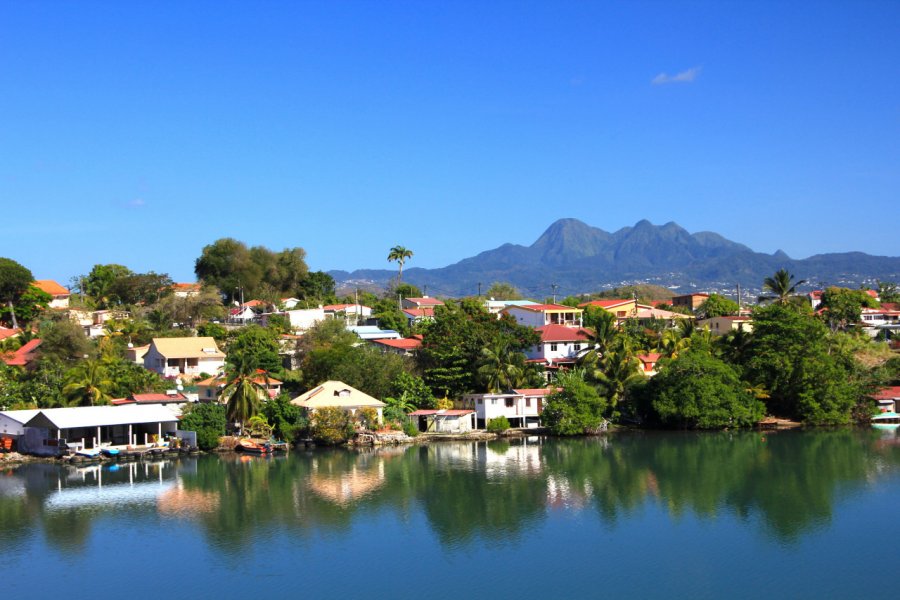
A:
[387,245,414,282]
[0,257,34,330]
[486,415,511,432]
[391,282,423,299]
[541,369,607,435]
[107,271,173,306]
[390,371,435,409]
[39,316,93,360]
[103,357,167,398]
[876,281,899,304]
[227,325,282,375]
[0,285,51,327]
[648,349,764,429]
[587,344,643,419]
[759,268,806,305]
[196,322,228,344]
[297,271,337,304]
[62,360,114,406]
[484,282,522,300]
[745,303,861,423]
[261,394,307,441]
[819,286,878,332]
[180,402,226,450]
[81,264,133,306]
[697,293,740,318]
[195,238,309,303]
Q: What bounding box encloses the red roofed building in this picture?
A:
[525,325,592,368]
[872,386,900,413]
[459,387,554,429]
[0,326,21,342]
[401,297,445,310]
[1,339,42,368]
[33,280,70,309]
[402,307,436,325]
[110,391,188,406]
[369,336,423,357]
[637,353,662,376]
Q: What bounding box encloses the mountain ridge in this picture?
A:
[330,219,900,298]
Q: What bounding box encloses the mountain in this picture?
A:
[330,219,900,298]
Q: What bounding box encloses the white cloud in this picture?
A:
[651,66,701,85]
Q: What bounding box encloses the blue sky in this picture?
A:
[2,1,898,285]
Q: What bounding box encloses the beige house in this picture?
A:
[143,337,226,379]
[697,316,753,336]
[291,380,385,425]
[196,373,282,403]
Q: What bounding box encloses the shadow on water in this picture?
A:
[3,428,900,553]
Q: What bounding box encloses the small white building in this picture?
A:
[33,280,70,309]
[143,337,226,379]
[0,409,41,442]
[525,324,592,367]
[460,388,552,429]
[408,409,476,433]
[324,304,373,326]
[277,307,327,332]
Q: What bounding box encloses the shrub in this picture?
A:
[357,406,379,430]
[310,406,354,445]
[179,403,226,450]
[487,416,510,433]
[402,419,419,437]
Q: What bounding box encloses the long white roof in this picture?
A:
[0,409,41,425]
[24,405,179,430]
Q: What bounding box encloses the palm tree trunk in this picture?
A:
[7,300,18,330]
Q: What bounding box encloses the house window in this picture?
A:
[550,343,558,351]
[505,398,514,408]
[476,398,482,405]
[616,311,626,317]
[525,398,531,407]
[573,344,581,352]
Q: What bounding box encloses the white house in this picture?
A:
[0,409,41,442]
[525,324,592,368]
[324,304,373,326]
[143,337,226,379]
[459,388,552,429]
[277,307,326,332]
[504,304,583,328]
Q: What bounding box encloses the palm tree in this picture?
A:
[587,342,643,418]
[220,359,268,432]
[477,339,525,393]
[759,268,806,305]
[62,360,114,406]
[387,245,414,282]
[578,308,619,370]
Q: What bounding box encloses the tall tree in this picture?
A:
[0,258,34,330]
[387,245,414,282]
[220,356,267,431]
[476,338,526,393]
[759,268,806,305]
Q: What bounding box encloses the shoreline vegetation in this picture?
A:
[2,249,899,457]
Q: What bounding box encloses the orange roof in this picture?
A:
[33,280,69,296]
[513,388,553,396]
[872,386,900,400]
[405,297,444,306]
[637,353,662,363]
[0,327,21,341]
[172,283,201,290]
[1,339,41,367]
[403,308,435,318]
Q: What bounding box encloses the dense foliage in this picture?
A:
[541,370,607,435]
[180,403,227,450]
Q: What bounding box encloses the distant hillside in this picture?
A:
[330,219,900,298]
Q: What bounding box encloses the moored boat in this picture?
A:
[235,439,270,454]
[871,411,900,429]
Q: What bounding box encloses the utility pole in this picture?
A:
[736,283,742,311]
[551,283,559,304]
[478,282,482,298]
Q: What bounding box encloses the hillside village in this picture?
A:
[1,246,899,457]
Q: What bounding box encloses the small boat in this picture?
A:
[872,411,900,429]
[235,439,270,454]
[76,447,101,458]
[101,447,120,457]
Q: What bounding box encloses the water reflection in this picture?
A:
[2,429,900,553]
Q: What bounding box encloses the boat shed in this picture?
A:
[18,405,180,456]
[0,409,41,449]
[409,409,476,434]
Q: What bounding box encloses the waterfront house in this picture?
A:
[143,337,225,379]
[33,280,70,309]
[504,304,583,328]
[291,380,385,425]
[459,388,552,429]
[872,386,900,413]
[18,404,180,456]
[408,409,476,433]
[0,409,41,447]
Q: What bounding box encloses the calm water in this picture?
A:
[2,429,900,599]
